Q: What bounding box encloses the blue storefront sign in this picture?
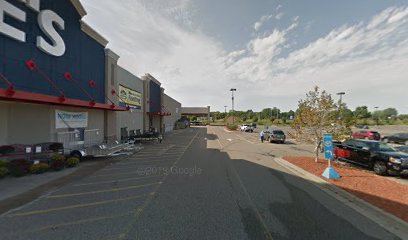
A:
[323,134,333,160]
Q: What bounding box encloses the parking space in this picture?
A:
[0,128,200,240]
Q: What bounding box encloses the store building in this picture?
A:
[181,107,211,121]
[141,74,171,134]
[0,0,129,148]
[163,94,181,132]
[0,0,182,148]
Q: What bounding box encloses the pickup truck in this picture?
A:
[240,124,254,132]
[333,139,408,176]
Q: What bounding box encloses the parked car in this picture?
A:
[396,146,408,154]
[266,129,286,144]
[190,121,206,126]
[240,124,254,132]
[382,133,408,145]
[351,130,381,140]
[250,123,257,129]
[333,139,408,176]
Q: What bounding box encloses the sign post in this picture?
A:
[322,134,341,179]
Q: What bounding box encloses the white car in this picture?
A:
[240,124,254,132]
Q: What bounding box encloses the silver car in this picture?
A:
[267,129,286,144]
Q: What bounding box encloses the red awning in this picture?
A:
[0,88,127,111]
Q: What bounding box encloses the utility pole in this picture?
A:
[224,105,227,114]
[230,88,236,124]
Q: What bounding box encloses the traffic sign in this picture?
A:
[323,134,333,160]
[322,133,341,179]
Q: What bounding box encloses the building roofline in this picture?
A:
[105,48,120,61]
[80,21,109,47]
[164,93,181,105]
[70,0,87,18]
[142,73,162,86]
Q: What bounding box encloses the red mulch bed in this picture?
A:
[283,156,408,222]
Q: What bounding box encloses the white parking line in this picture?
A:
[47,182,161,199]
[74,175,164,187]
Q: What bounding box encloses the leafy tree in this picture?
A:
[291,86,351,162]
[381,108,398,119]
[353,106,371,119]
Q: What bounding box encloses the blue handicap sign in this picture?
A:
[323,134,333,160]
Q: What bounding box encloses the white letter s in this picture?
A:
[37,9,65,57]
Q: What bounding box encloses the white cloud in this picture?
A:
[253,14,273,31]
[225,6,408,112]
[81,1,408,113]
[275,12,285,20]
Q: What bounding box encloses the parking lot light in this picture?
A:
[230,88,236,124]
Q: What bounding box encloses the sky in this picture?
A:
[81,0,408,114]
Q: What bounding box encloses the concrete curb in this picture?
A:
[274,157,408,240]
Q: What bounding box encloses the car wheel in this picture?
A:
[281,140,285,144]
[373,161,387,176]
[70,151,83,161]
[269,138,273,143]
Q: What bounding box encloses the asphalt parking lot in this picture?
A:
[0,129,199,240]
[0,126,404,240]
[237,125,408,185]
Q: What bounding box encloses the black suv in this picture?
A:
[334,139,408,176]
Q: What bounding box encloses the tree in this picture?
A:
[353,106,371,119]
[381,108,398,119]
[291,86,351,162]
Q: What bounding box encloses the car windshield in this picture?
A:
[273,130,284,135]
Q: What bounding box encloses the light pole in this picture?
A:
[336,92,346,120]
[374,106,379,125]
[230,88,236,124]
[224,105,227,114]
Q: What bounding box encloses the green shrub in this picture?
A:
[49,154,65,171]
[0,167,9,178]
[65,157,80,168]
[226,124,238,131]
[30,163,49,174]
[7,159,31,177]
[0,160,7,168]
